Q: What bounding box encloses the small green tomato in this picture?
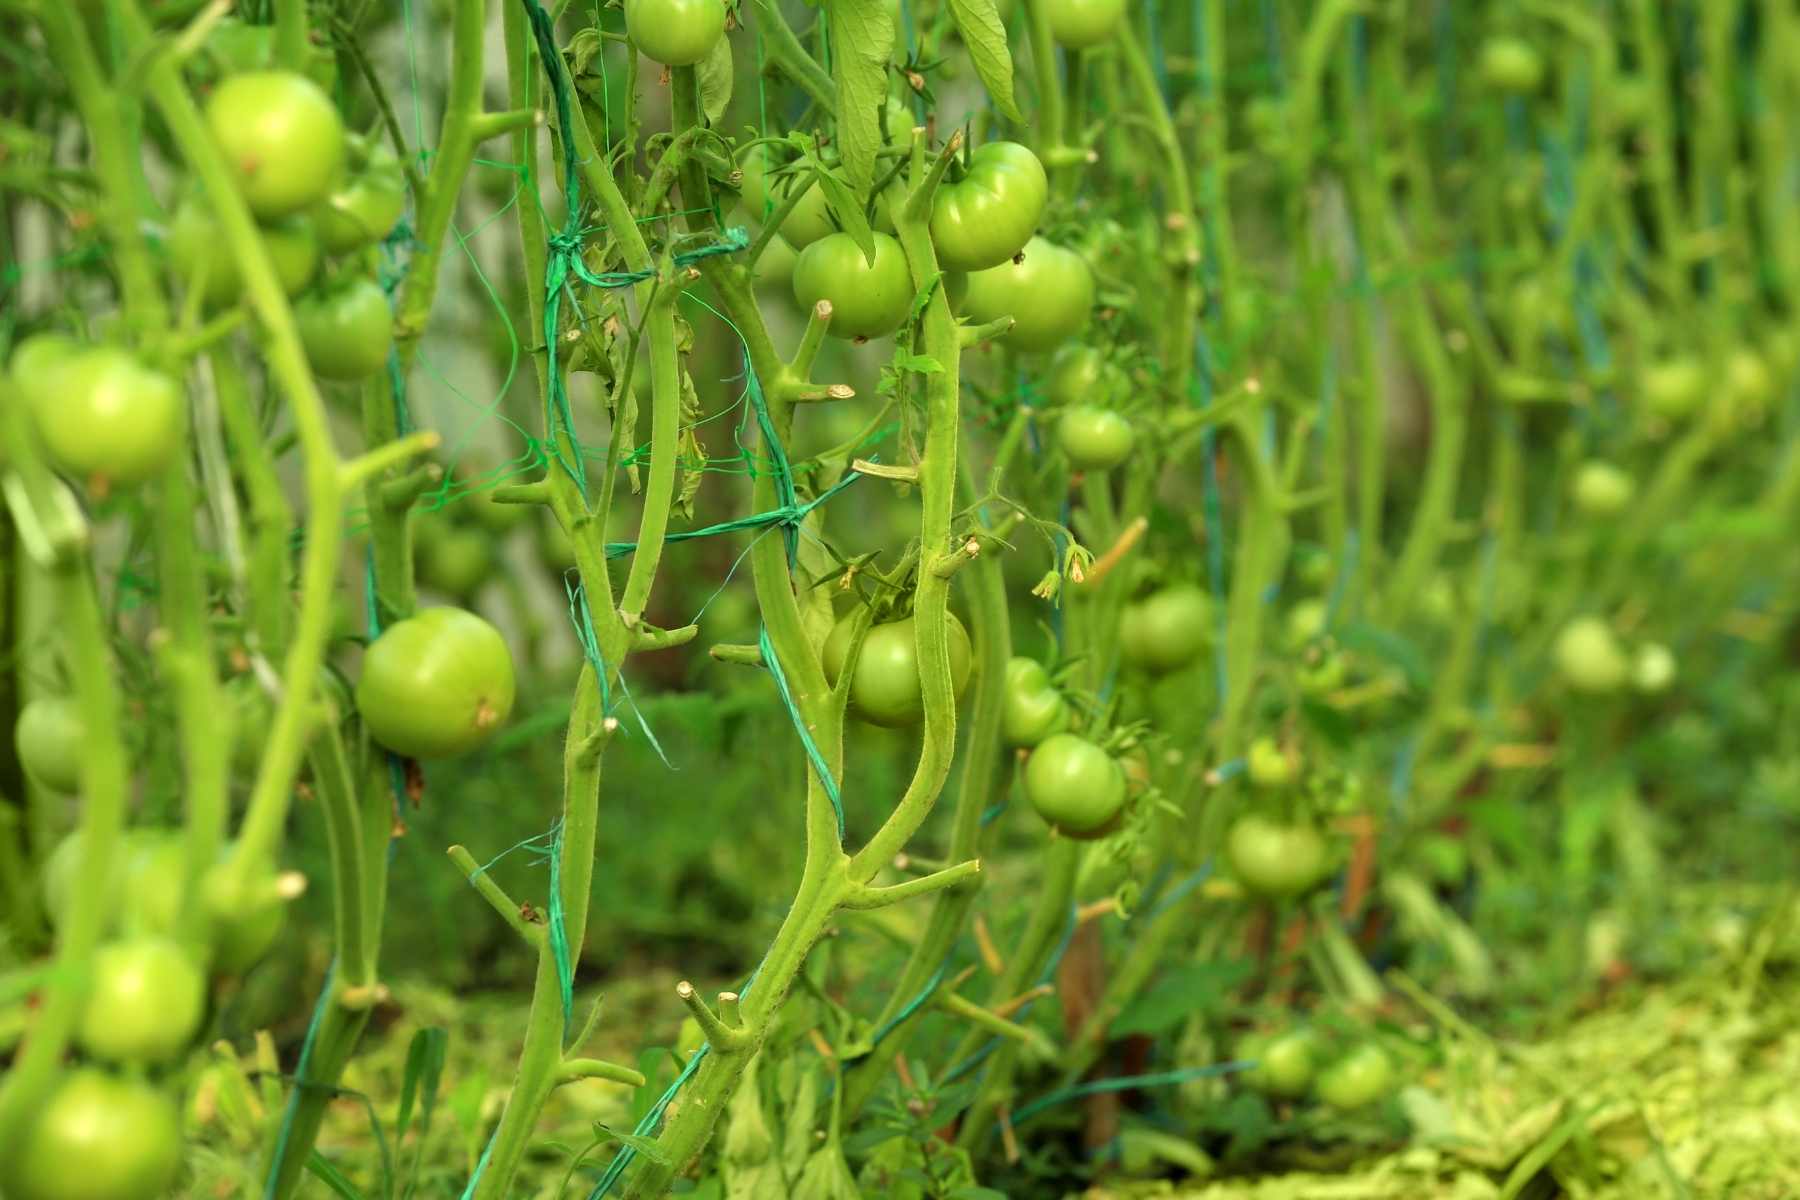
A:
[1554,616,1629,694]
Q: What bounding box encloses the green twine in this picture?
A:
[759,624,845,841]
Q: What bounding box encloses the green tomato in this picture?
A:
[1238,1028,1317,1099]
[958,236,1094,352]
[1046,344,1123,408]
[1024,733,1127,838]
[1314,1043,1396,1111]
[625,0,727,66]
[1479,36,1545,94]
[199,857,288,973]
[168,197,319,307]
[27,346,185,490]
[202,17,337,91]
[76,937,207,1065]
[1225,814,1329,900]
[295,276,394,381]
[1554,616,1628,694]
[792,232,914,340]
[1119,585,1211,674]
[356,607,517,758]
[4,1069,183,1200]
[822,613,974,728]
[930,141,1047,272]
[205,71,346,220]
[16,696,85,793]
[1639,356,1706,420]
[1284,597,1328,651]
[1726,347,1774,424]
[1056,406,1135,471]
[1571,460,1633,518]
[1044,0,1126,48]
[314,137,407,254]
[1002,657,1071,748]
[1245,737,1296,789]
[1632,642,1677,695]
[9,332,80,381]
[41,830,185,937]
[418,522,494,599]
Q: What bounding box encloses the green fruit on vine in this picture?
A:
[625,0,727,67]
[200,858,289,973]
[1119,585,1211,674]
[792,232,914,340]
[15,696,85,793]
[1632,642,1677,695]
[418,522,495,598]
[168,197,319,307]
[206,71,346,219]
[26,346,185,489]
[822,613,974,728]
[1056,406,1135,471]
[76,937,208,1065]
[1314,1043,1396,1111]
[929,141,1047,272]
[1479,36,1545,94]
[356,607,517,758]
[1245,737,1296,789]
[1044,0,1126,48]
[1571,460,1633,518]
[958,236,1094,352]
[1639,356,1706,420]
[4,1069,183,1200]
[314,136,407,255]
[1225,814,1329,900]
[1046,344,1123,408]
[1553,616,1628,694]
[752,231,799,291]
[295,276,394,381]
[1239,1028,1318,1098]
[1024,733,1127,838]
[1002,657,1071,748]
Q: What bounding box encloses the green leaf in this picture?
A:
[812,165,875,261]
[596,1123,676,1164]
[394,1026,447,1147]
[1112,962,1252,1036]
[698,32,735,125]
[304,1153,367,1200]
[896,354,943,374]
[945,0,1021,122]
[827,0,895,195]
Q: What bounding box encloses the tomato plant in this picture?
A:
[356,607,517,759]
[1024,733,1127,837]
[1056,405,1134,471]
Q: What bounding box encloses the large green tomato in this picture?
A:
[1314,1043,1396,1111]
[822,613,974,727]
[9,332,80,381]
[168,197,318,307]
[958,237,1094,352]
[1119,585,1211,674]
[1045,0,1126,47]
[315,136,407,254]
[792,233,914,340]
[355,607,517,758]
[625,0,727,66]
[295,276,394,380]
[1024,733,1126,838]
[205,71,346,220]
[1225,814,1329,900]
[1238,1028,1318,1099]
[1002,657,1071,748]
[1056,407,1134,471]
[4,1069,182,1200]
[27,347,185,489]
[76,937,207,1065]
[930,142,1047,271]
[15,696,85,793]
[1553,616,1628,694]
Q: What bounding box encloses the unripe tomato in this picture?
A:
[76,937,207,1065]
[625,0,727,66]
[206,71,346,219]
[1296,648,1347,697]
[1238,1028,1317,1099]
[1632,642,1677,695]
[1284,598,1327,650]
[930,142,1047,272]
[295,276,394,381]
[1245,737,1295,789]
[315,137,407,254]
[1024,733,1126,838]
[822,613,974,727]
[1225,814,1329,900]
[958,237,1094,352]
[9,332,80,381]
[418,522,494,598]
[4,1069,182,1200]
[1314,1043,1396,1111]
[28,346,185,489]
[41,829,184,936]
[1726,347,1774,425]
[1571,460,1633,518]
[1119,585,1211,674]
[168,197,319,306]
[1045,344,1123,408]
[792,233,914,340]
[356,607,517,758]
[1479,36,1545,94]
[1045,0,1126,48]
[15,696,85,793]
[200,858,288,972]
[1056,406,1134,471]
[1002,657,1071,748]
[1639,356,1706,420]
[1553,616,1628,694]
